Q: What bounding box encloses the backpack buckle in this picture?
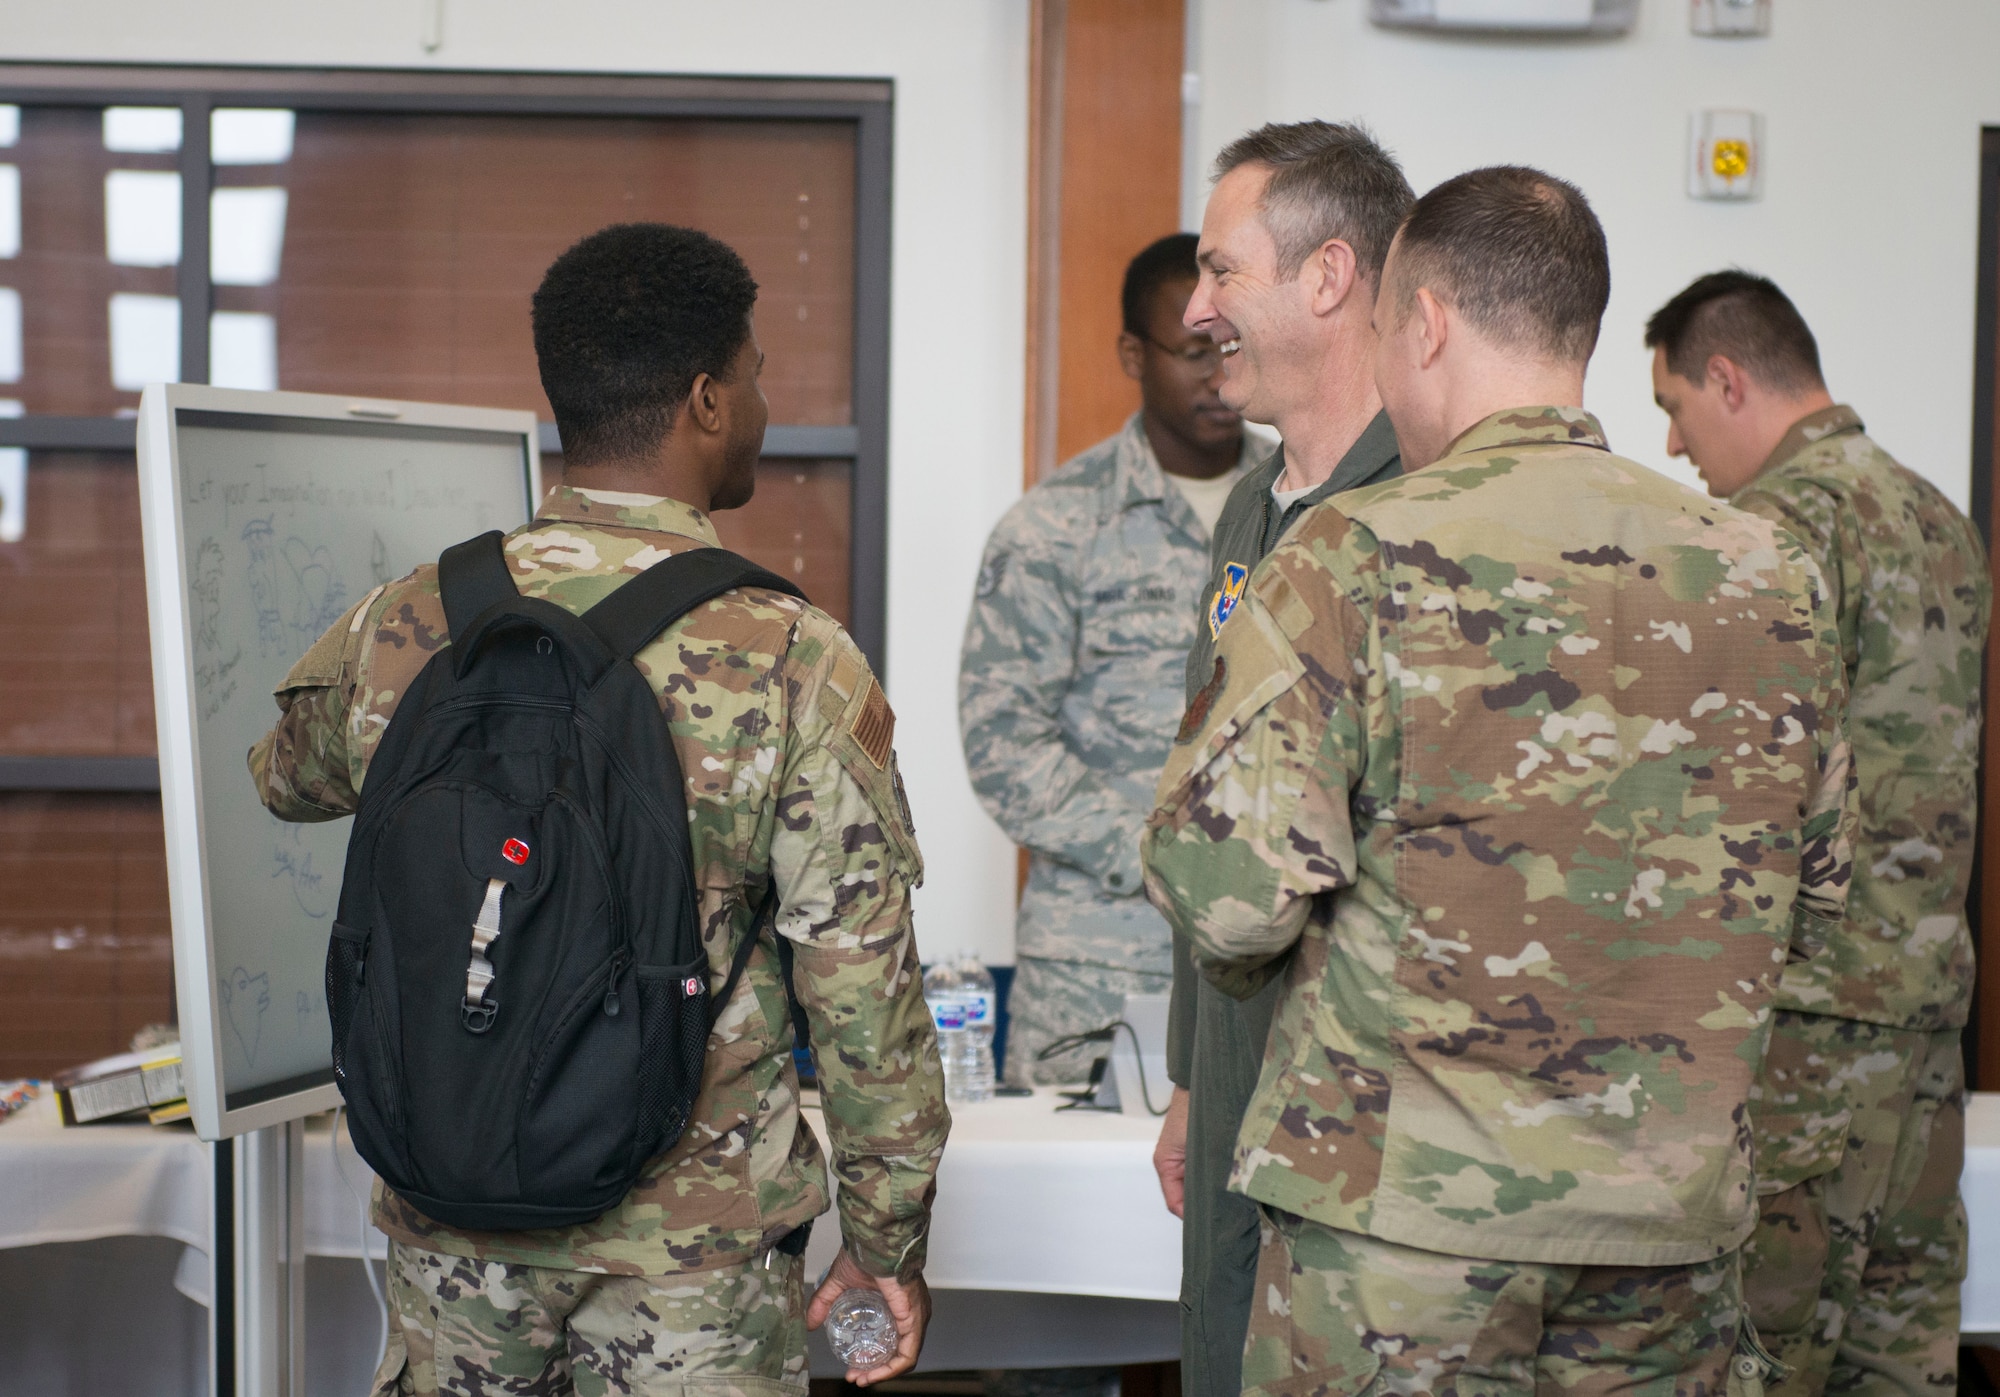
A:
[461,878,507,1033]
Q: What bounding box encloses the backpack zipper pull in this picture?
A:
[604,952,629,1017]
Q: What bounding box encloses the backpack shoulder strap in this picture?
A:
[581,547,807,660]
[438,530,519,643]
[707,885,805,1039]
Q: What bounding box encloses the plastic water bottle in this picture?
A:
[923,963,968,1100]
[826,1287,898,1369]
[953,954,997,1102]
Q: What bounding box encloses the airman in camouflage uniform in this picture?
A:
[961,234,1256,1086]
[1147,406,1853,1396]
[1648,270,1988,1397]
[1147,171,1856,1397]
[252,484,947,1394]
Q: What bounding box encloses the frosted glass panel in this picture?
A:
[108,292,180,389]
[103,106,182,154]
[104,169,182,267]
[209,310,277,390]
[213,108,294,165]
[211,186,286,285]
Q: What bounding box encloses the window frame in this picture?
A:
[0,63,895,793]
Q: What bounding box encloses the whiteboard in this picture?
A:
[138,384,541,1139]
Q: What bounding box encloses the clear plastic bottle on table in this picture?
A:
[952,954,996,1102]
[923,962,969,1100]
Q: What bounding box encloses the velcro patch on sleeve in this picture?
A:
[849,677,895,770]
[1253,569,1316,641]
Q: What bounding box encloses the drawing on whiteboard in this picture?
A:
[195,644,244,721]
[190,537,225,654]
[244,515,284,655]
[296,989,313,1035]
[281,534,348,645]
[270,822,335,919]
[221,966,271,1066]
[371,531,390,586]
[243,514,349,657]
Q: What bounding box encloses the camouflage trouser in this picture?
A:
[1003,955,1171,1087]
[1245,1210,1752,1397]
[370,1241,808,1397]
[1744,1012,1966,1397]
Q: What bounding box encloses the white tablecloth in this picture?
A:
[4,1085,1994,1392]
[0,1088,1183,1394]
[0,1087,1182,1295]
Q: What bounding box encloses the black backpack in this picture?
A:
[325,530,805,1231]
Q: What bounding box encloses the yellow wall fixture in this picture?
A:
[1688,109,1763,200]
[1691,0,1771,37]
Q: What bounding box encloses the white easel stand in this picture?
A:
[213,1121,307,1397]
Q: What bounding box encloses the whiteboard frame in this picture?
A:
[137,383,542,1140]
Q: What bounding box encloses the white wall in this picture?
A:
[4,0,1029,964]
[1190,0,2000,506]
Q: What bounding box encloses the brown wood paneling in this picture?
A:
[214,112,855,427]
[1024,0,1186,483]
[0,793,172,1081]
[0,452,154,755]
[7,106,181,417]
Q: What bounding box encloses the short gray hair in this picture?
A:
[1212,121,1414,281]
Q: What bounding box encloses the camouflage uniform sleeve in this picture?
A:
[1734,483,1860,945]
[1733,475,1864,683]
[1144,546,1371,997]
[772,613,946,1283]
[1790,557,1858,941]
[958,516,1148,896]
[246,589,384,821]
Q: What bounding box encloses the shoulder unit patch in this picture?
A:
[1207,561,1250,639]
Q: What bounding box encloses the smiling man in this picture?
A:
[1147,167,1854,1397]
[960,233,1255,1096]
[1648,270,1988,1397]
[1148,121,1413,1397]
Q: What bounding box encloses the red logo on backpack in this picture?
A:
[502,839,530,865]
[683,976,703,997]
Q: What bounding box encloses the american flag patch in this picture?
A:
[849,677,895,770]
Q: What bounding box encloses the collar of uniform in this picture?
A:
[1112,413,1171,508]
[1439,405,1608,461]
[1112,412,1264,512]
[1302,409,1401,505]
[532,484,722,546]
[1758,404,1863,476]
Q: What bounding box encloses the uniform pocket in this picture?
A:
[1752,1016,1852,1194]
[1242,1208,1382,1397]
[369,1328,410,1397]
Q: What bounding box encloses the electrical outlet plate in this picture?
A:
[1370,0,1637,35]
[1689,110,1763,200]
[1691,0,1771,36]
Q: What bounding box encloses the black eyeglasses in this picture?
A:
[1141,335,1224,374]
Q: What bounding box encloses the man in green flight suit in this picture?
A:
[1146,167,1855,1397]
[1648,270,1988,1397]
[1149,120,1412,1397]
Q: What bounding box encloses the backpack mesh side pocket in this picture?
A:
[635,962,710,1156]
[327,922,369,1082]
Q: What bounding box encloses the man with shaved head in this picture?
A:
[1145,168,1854,1397]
